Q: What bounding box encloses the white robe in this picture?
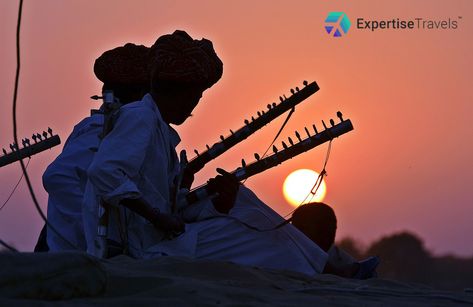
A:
[43,112,103,251]
[183,186,328,275]
[83,93,327,275]
[83,94,193,257]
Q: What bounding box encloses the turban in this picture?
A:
[94,43,150,85]
[149,30,223,90]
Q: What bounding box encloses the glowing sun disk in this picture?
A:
[282,169,327,207]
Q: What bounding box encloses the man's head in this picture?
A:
[148,30,223,125]
[94,43,150,104]
[291,202,337,252]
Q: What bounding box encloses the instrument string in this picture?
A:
[213,140,335,233]
[282,140,333,220]
[241,106,295,185]
[0,238,18,252]
[0,157,30,211]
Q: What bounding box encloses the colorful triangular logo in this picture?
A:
[324,12,351,38]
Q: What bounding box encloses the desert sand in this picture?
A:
[1,252,472,306]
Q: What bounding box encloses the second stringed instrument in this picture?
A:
[180,112,353,207]
[0,128,61,168]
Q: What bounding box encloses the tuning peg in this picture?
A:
[267,104,272,110]
[241,159,246,168]
[283,95,287,100]
[257,111,261,117]
[279,96,283,102]
[2,148,6,155]
[272,102,277,108]
[272,145,278,154]
[322,120,328,130]
[206,144,210,150]
[303,80,308,86]
[288,137,294,146]
[25,138,30,146]
[230,129,234,135]
[251,116,255,121]
[48,127,53,136]
[295,131,302,142]
[290,88,295,94]
[32,134,37,143]
[282,141,288,149]
[244,119,249,125]
[90,95,102,100]
[304,127,310,137]
[295,87,300,92]
[220,135,224,141]
[36,133,42,141]
[337,111,344,122]
[261,110,265,115]
[22,139,27,148]
[43,131,48,139]
[10,144,15,151]
[330,119,335,127]
[194,149,199,156]
[312,124,318,134]
[254,153,260,160]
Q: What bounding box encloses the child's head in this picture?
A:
[291,202,337,252]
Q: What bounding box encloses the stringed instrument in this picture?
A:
[0,128,61,168]
[181,112,353,207]
[186,81,320,175]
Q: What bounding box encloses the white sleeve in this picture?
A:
[176,187,222,222]
[87,107,156,206]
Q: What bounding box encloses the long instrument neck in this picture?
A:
[0,130,61,168]
[186,81,320,174]
[184,115,353,206]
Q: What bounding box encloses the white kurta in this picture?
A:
[83,94,186,257]
[175,186,328,275]
[83,93,327,275]
[43,112,103,251]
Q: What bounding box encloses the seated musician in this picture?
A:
[40,43,151,252]
[82,30,331,276]
[82,30,225,257]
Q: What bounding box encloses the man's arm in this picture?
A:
[87,107,154,206]
[121,197,184,233]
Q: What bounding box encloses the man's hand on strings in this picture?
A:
[207,168,240,214]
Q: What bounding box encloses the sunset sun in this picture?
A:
[282,169,327,207]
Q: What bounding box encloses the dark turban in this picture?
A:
[149,30,223,90]
[94,43,150,86]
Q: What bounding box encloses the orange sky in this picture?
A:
[1,0,472,256]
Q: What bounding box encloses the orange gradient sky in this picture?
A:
[0,0,472,256]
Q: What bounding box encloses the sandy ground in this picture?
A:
[1,252,472,306]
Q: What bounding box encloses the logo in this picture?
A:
[325,12,351,37]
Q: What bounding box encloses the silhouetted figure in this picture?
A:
[291,203,379,279]
[80,31,331,276]
[38,43,151,252]
[291,202,337,252]
[83,30,227,257]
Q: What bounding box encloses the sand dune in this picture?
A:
[1,252,472,306]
